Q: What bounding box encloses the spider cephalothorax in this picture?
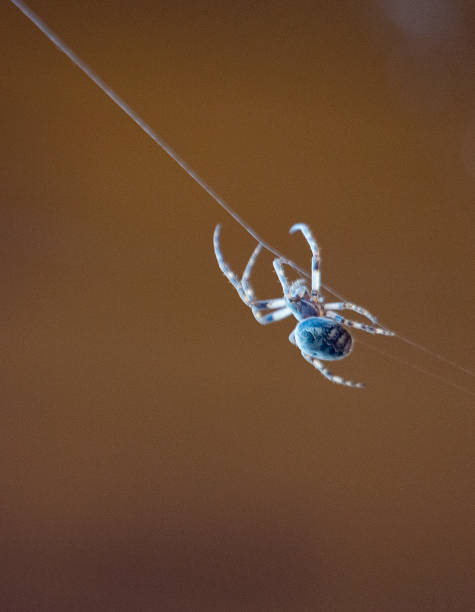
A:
[287,281,325,320]
[213,222,394,388]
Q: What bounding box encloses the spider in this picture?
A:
[213,222,394,388]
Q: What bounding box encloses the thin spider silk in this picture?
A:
[8,0,475,397]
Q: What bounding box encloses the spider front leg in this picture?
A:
[300,351,365,389]
[213,225,292,325]
[326,311,394,336]
[241,241,262,302]
[239,236,292,324]
[213,224,248,302]
[241,243,288,313]
[289,223,321,297]
[272,258,292,298]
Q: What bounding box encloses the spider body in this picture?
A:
[294,317,352,361]
[213,222,394,388]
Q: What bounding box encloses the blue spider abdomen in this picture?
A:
[294,317,352,361]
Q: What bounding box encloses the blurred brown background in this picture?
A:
[1,1,474,610]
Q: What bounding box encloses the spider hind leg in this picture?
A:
[326,311,394,336]
[325,301,380,324]
[300,351,365,389]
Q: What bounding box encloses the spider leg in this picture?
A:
[240,240,289,312]
[241,242,262,301]
[289,223,321,297]
[325,302,379,324]
[214,225,292,325]
[253,298,287,310]
[213,224,249,303]
[300,351,365,388]
[256,307,293,325]
[273,258,291,298]
[326,311,394,336]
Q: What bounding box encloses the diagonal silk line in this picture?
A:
[358,339,475,397]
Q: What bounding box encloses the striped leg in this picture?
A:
[241,242,262,301]
[213,225,249,303]
[273,258,291,298]
[289,223,321,297]
[240,238,288,312]
[325,302,379,324]
[253,298,287,310]
[326,311,394,336]
[300,351,365,389]
[213,225,292,325]
[257,307,293,325]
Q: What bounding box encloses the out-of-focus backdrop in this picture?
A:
[1,1,474,610]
